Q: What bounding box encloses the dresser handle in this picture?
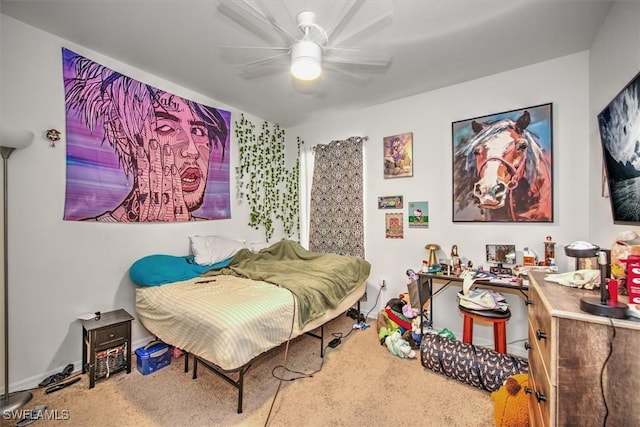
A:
[524,342,531,350]
[109,333,115,338]
[525,299,533,306]
[524,387,533,395]
[535,391,547,402]
[536,329,547,340]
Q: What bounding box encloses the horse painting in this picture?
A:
[452,105,553,222]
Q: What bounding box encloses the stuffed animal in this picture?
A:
[384,330,416,359]
[490,373,529,427]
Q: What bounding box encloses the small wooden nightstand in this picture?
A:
[81,309,134,388]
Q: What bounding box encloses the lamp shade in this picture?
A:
[1,127,34,150]
[291,41,322,81]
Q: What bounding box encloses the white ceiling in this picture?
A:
[1,0,613,127]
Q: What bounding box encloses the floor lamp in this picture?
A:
[0,127,34,413]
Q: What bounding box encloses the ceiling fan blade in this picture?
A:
[326,0,366,44]
[238,52,289,68]
[236,53,289,80]
[217,0,282,45]
[220,45,290,65]
[322,62,374,84]
[324,47,392,69]
[331,9,393,47]
[251,1,298,44]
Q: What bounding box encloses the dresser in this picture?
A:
[527,271,640,426]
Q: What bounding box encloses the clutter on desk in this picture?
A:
[544,269,600,289]
[451,244,462,275]
[457,270,511,311]
[611,230,640,303]
[543,235,556,266]
[522,247,538,266]
[516,265,557,276]
[424,243,441,267]
[458,289,510,311]
[421,259,442,273]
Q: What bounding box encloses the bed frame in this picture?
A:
[182,302,360,413]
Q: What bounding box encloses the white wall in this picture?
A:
[2,2,637,389]
[588,1,640,244]
[0,15,282,391]
[291,51,592,357]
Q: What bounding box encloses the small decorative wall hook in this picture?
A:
[46,129,62,147]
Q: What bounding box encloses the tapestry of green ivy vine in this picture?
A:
[235,114,302,241]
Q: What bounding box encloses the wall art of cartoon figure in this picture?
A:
[383,132,413,178]
[62,48,231,222]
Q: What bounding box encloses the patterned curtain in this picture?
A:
[308,136,365,257]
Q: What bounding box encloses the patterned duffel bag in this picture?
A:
[420,332,528,392]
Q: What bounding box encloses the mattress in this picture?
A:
[136,275,365,371]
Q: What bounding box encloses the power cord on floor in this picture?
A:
[363,283,384,322]
[264,293,297,427]
[270,328,355,382]
[264,286,381,426]
[600,317,616,427]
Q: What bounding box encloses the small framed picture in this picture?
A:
[385,213,403,239]
[383,132,413,178]
[408,201,429,228]
[378,195,403,209]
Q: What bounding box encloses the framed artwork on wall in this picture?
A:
[383,132,413,178]
[385,213,403,238]
[452,103,553,222]
[408,201,429,228]
[598,69,640,224]
[378,195,403,209]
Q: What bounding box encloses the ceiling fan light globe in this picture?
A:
[291,41,322,81]
[291,58,321,80]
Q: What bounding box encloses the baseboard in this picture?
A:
[3,335,155,395]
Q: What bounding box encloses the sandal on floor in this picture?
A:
[14,405,46,427]
[37,364,73,387]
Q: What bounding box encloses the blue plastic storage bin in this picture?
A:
[135,340,171,375]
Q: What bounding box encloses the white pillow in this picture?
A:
[190,235,246,266]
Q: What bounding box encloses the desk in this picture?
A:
[416,272,529,332]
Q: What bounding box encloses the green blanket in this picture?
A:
[203,240,371,328]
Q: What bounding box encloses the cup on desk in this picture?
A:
[606,279,619,305]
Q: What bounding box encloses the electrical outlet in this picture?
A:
[380,278,386,290]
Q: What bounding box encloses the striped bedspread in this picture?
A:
[136,275,296,371]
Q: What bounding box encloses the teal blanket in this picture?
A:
[203,240,371,328]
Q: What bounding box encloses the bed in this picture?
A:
[133,239,370,412]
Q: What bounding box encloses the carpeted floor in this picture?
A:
[3,315,494,426]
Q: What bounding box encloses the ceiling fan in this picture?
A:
[217,0,393,83]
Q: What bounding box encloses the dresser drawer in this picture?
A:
[93,323,129,348]
[528,332,552,426]
[527,283,552,374]
[528,368,548,427]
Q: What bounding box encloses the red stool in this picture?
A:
[458,305,511,354]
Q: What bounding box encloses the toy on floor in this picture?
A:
[384,330,416,359]
[491,373,529,427]
[376,297,412,343]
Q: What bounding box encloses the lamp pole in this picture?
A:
[1,146,32,413]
